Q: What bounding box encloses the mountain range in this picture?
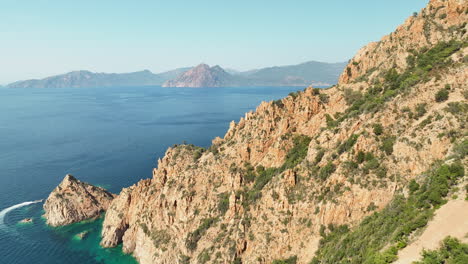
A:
[162,61,346,87]
[6,61,346,88]
[6,68,190,89]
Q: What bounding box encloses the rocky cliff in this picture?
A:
[43,174,115,226]
[97,1,467,263]
[44,0,467,262]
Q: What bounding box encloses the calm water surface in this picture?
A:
[0,86,303,264]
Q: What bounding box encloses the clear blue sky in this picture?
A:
[0,0,428,84]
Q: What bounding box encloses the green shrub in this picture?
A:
[444,102,468,115]
[453,139,468,158]
[179,255,190,264]
[413,237,468,264]
[311,162,465,264]
[376,167,387,178]
[364,157,380,171]
[319,94,330,104]
[319,162,336,180]
[344,88,363,105]
[150,229,171,247]
[373,123,384,136]
[273,99,284,108]
[415,103,427,119]
[409,179,420,194]
[381,136,396,155]
[186,218,218,251]
[253,167,279,191]
[243,163,256,183]
[435,88,449,102]
[356,151,366,164]
[325,114,339,128]
[197,249,210,264]
[273,256,298,264]
[289,91,299,99]
[337,134,360,154]
[192,147,205,161]
[314,149,325,164]
[217,192,230,215]
[283,135,312,169]
[416,40,463,71]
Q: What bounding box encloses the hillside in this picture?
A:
[240,61,347,87]
[44,0,467,263]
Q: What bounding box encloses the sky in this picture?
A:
[0,0,428,84]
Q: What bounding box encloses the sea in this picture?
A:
[0,85,304,264]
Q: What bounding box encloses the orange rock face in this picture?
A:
[43,174,115,226]
[41,0,466,263]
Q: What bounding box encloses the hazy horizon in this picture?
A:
[1,0,427,84]
[3,60,348,85]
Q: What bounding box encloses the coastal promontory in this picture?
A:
[43,174,115,226]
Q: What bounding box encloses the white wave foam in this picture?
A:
[0,200,43,229]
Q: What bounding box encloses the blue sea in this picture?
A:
[0,86,303,264]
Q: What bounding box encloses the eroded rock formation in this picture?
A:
[43,174,115,226]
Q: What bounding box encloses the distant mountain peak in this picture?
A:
[162,64,232,88]
[7,60,346,88]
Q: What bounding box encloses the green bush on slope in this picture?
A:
[328,40,464,130]
[310,162,465,264]
[241,134,312,206]
[272,256,298,264]
[413,237,468,264]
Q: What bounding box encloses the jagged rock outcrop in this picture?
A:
[43,174,115,226]
[339,0,467,84]
[100,1,467,263]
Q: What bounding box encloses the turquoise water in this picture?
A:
[0,86,303,264]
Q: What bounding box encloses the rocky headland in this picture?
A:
[43,174,115,227]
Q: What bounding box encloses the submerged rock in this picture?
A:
[19,218,33,224]
[43,174,115,227]
[76,230,90,240]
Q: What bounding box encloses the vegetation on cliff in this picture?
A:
[89,1,468,263]
[413,237,468,264]
[311,162,465,264]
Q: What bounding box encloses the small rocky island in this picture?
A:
[75,230,90,240]
[19,218,33,224]
[43,174,115,226]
